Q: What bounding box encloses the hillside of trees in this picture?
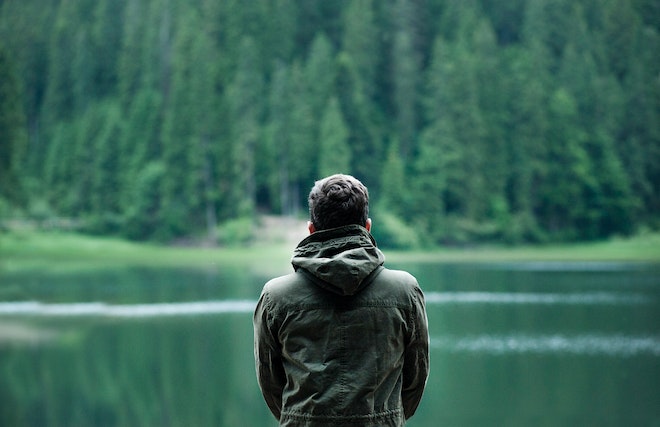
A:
[0,0,658,246]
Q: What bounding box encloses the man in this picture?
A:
[254,174,429,427]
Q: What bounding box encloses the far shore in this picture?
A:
[2,226,659,275]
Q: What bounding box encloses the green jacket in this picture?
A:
[254,225,429,426]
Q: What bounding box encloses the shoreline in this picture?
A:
[2,228,659,274]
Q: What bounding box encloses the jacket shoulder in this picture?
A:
[365,267,423,304]
[263,272,305,294]
[374,268,420,291]
[377,267,418,284]
[261,272,319,307]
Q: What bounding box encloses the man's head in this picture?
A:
[308,174,370,232]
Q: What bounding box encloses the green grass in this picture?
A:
[0,230,294,274]
[387,233,660,264]
[1,230,659,274]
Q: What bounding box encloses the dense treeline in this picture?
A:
[0,0,658,246]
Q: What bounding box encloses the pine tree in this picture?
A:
[501,46,550,242]
[287,61,316,208]
[119,89,164,240]
[117,0,148,109]
[0,43,28,205]
[40,0,79,126]
[471,18,509,227]
[90,0,124,98]
[337,0,384,190]
[1,0,657,242]
[538,88,596,239]
[262,0,297,62]
[159,8,196,238]
[226,36,264,217]
[43,122,71,211]
[391,0,422,159]
[155,6,222,238]
[263,61,294,215]
[616,11,660,226]
[318,97,351,177]
[305,33,336,121]
[335,54,384,192]
[380,138,407,218]
[89,101,123,232]
[123,161,166,240]
[341,0,379,100]
[412,127,450,244]
[429,34,490,221]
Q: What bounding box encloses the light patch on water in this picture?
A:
[424,291,653,305]
[0,322,57,344]
[0,291,653,317]
[431,334,660,357]
[481,261,651,272]
[0,300,256,318]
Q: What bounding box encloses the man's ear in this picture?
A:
[308,221,316,234]
[365,218,372,232]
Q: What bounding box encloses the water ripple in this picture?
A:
[424,291,653,305]
[0,291,654,318]
[0,300,256,317]
[431,334,660,356]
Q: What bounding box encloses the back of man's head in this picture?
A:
[308,174,369,231]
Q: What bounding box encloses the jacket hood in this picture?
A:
[291,225,385,296]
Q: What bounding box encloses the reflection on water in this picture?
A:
[432,334,660,356]
[0,262,658,426]
[0,288,652,319]
[478,261,649,271]
[425,291,653,305]
[0,300,255,317]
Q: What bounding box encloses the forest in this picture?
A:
[0,0,658,247]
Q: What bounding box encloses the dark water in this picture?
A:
[0,262,658,426]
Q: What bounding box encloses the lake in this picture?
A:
[0,261,658,426]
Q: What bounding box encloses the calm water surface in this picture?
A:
[0,262,658,426]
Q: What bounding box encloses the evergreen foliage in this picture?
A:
[0,0,657,244]
[0,42,27,206]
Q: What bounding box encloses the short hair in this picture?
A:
[308,174,369,231]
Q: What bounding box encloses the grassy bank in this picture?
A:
[387,232,660,264]
[1,230,659,274]
[0,230,295,274]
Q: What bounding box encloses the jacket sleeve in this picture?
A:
[402,283,430,419]
[253,290,286,420]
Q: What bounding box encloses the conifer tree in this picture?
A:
[391,0,421,159]
[288,61,316,203]
[341,0,379,100]
[263,61,294,215]
[43,122,71,211]
[305,33,336,122]
[41,0,78,126]
[318,97,351,177]
[413,127,450,243]
[501,46,550,241]
[335,54,384,191]
[119,91,163,240]
[89,102,123,232]
[159,8,196,238]
[338,0,384,189]
[0,43,28,205]
[0,0,657,242]
[117,0,148,109]
[539,88,596,239]
[226,36,264,217]
[380,138,407,218]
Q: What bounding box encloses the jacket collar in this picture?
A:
[291,225,385,296]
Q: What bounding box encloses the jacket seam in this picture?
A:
[339,313,347,406]
[280,408,403,422]
[272,300,411,314]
